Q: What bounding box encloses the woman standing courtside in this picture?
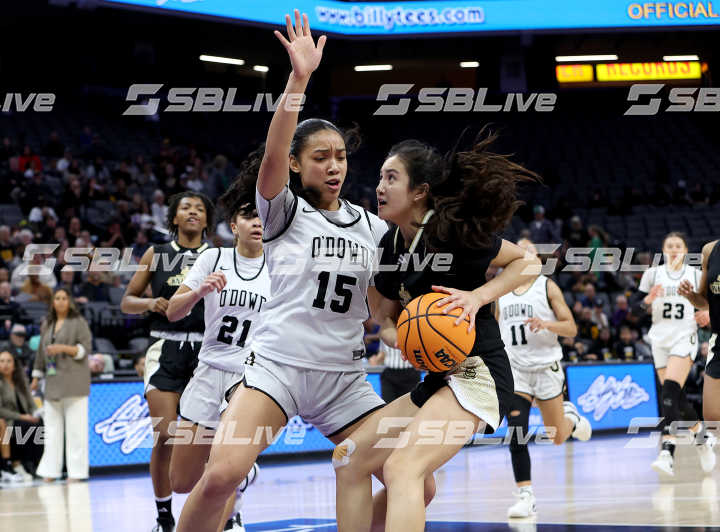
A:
[30,288,92,481]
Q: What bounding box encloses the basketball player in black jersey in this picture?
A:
[335,132,542,532]
[679,239,720,465]
[121,192,214,532]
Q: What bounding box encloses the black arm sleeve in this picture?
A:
[629,290,649,314]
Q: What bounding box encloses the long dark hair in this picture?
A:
[166,191,215,238]
[46,287,81,326]
[218,144,264,224]
[387,127,540,250]
[289,118,361,208]
[0,350,31,399]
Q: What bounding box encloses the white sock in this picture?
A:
[233,489,243,515]
[519,485,533,495]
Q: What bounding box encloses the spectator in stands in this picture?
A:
[11,254,57,292]
[56,150,72,174]
[18,145,42,174]
[101,221,128,249]
[1,325,34,375]
[134,355,145,379]
[67,217,82,246]
[0,226,15,265]
[0,282,23,330]
[611,295,630,329]
[19,275,53,305]
[614,326,639,361]
[88,354,114,377]
[529,205,558,244]
[151,190,168,230]
[587,328,613,361]
[87,176,109,201]
[31,288,92,481]
[131,230,151,262]
[577,307,598,343]
[0,268,9,284]
[61,178,88,220]
[58,268,82,299]
[590,298,609,330]
[578,283,598,308]
[75,271,111,304]
[563,215,589,249]
[0,350,43,481]
[44,132,65,159]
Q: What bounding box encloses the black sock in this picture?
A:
[223,518,234,531]
[2,458,13,472]
[156,497,173,522]
[662,440,676,458]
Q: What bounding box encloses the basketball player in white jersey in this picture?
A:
[632,232,716,475]
[496,238,591,518]
[166,162,269,531]
[176,13,436,532]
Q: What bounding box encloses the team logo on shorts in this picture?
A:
[463,367,477,379]
[245,353,256,366]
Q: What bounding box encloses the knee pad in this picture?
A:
[662,379,683,433]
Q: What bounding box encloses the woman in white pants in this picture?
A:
[31,288,92,481]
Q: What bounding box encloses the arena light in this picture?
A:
[663,55,699,61]
[354,64,393,72]
[555,54,618,62]
[460,61,480,68]
[199,54,245,66]
[253,65,269,73]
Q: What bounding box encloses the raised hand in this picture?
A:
[274,10,327,79]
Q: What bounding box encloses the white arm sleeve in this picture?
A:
[182,248,219,292]
[256,185,297,241]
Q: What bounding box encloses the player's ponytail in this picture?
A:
[426,127,539,250]
[386,127,539,251]
[289,118,361,208]
[218,144,264,223]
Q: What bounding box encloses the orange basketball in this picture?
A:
[396,292,475,372]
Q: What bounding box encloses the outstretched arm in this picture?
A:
[257,10,327,201]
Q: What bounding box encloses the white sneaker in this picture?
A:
[13,464,32,481]
[1,469,25,484]
[652,449,674,477]
[507,488,536,518]
[697,432,717,473]
[563,401,592,441]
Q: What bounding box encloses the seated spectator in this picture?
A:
[19,275,53,305]
[76,271,111,304]
[18,145,42,174]
[560,336,579,362]
[151,189,168,230]
[563,215,589,249]
[611,295,630,329]
[529,205,559,244]
[58,268,83,299]
[67,217,83,246]
[590,298,609,330]
[577,307,599,342]
[11,254,58,292]
[587,328,613,361]
[88,354,115,377]
[614,326,640,361]
[134,355,145,379]
[0,350,43,481]
[0,325,35,376]
[578,283,597,308]
[0,226,15,265]
[0,282,23,331]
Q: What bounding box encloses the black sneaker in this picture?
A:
[151,518,175,532]
[224,512,245,532]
